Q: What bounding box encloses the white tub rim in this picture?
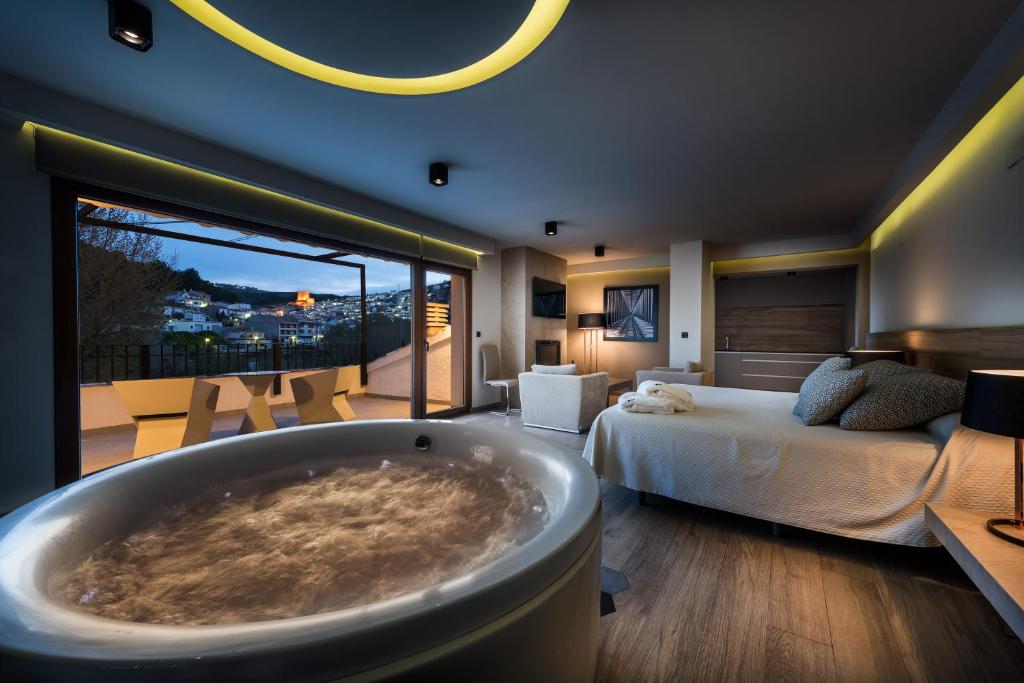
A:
[0,419,600,665]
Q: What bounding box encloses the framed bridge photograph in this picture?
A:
[603,285,659,342]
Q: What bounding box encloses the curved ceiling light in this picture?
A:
[170,0,569,95]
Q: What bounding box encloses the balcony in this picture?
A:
[79,333,454,474]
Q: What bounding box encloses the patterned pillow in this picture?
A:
[839,373,966,431]
[793,356,852,418]
[797,369,867,426]
[858,360,928,385]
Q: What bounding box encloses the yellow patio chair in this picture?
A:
[290,368,357,425]
[112,378,220,458]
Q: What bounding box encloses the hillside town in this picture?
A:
[161,283,436,345]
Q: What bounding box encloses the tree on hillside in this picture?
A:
[176,267,240,304]
[77,204,179,346]
[177,267,208,293]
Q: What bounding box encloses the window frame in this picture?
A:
[52,178,472,485]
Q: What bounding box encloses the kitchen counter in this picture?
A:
[715,351,842,392]
[713,350,842,354]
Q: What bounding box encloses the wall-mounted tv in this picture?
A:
[532,277,566,319]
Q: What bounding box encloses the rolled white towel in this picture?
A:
[617,392,675,414]
[636,380,695,412]
[654,383,695,411]
[636,380,661,395]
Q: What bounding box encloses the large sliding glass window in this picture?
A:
[71,195,429,476]
[423,268,469,416]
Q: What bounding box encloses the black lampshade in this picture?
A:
[578,313,606,330]
[961,370,1024,439]
[545,221,557,236]
[846,349,906,367]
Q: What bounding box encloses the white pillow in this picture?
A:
[532,363,577,375]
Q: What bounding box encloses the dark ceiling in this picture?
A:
[0,0,1017,262]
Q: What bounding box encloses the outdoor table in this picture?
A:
[221,370,288,434]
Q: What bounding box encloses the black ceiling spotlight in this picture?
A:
[595,244,605,257]
[545,221,557,236]
[428,162,448,187]
[108,0,153,52]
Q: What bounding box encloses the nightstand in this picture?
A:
[926,503,1024,640]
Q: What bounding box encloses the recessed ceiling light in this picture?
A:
[170,0,569,95]
[545,221,557,236]
[108,0,153,52]
[429,162,448,187]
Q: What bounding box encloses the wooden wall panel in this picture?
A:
[715,305,846,353]
[867,326,1024,379]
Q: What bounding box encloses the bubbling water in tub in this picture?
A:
[53,456,547,625]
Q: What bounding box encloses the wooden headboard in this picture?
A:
[867,325,1024,379]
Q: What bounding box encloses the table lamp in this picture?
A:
[961,370,1024,546]
[578,313,606,374]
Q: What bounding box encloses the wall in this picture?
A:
[500,247,526,378]
[566,268,669,379]
[713,248,871,348]
[715,268,854,309]
[366,329,452,403]
[500,247,567,377]
[0,120,54,513]
[869,76,1024,332]
[669,241,714,370]
[471,252,501,407]
[714,268,856,352]
[715,306,847,354]
[524,248,569,368]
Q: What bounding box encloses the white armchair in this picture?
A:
[636,366,711,387]
[518,370,609,433]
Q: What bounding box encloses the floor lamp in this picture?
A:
[961,369,1024,546]
[578,313,606,374]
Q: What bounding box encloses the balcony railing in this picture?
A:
[80,326,411,385]
[80,342,349,384]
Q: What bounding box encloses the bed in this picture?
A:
[583,384,1012,546]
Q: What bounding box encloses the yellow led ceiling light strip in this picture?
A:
[170,0,569,95]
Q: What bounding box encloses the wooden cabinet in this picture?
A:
[715,351,838,392]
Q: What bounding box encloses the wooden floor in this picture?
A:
[595,486,1024,682]
[455,411,1024,682]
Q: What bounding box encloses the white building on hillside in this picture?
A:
[164,318,223,334]
[166,290,212,308]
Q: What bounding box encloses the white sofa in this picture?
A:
[518,368,609,433]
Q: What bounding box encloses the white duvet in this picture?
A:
[583,384,1013,546]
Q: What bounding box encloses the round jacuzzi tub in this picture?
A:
[0,420,601,681]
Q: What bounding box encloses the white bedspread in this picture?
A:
[583,384,1013,546]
